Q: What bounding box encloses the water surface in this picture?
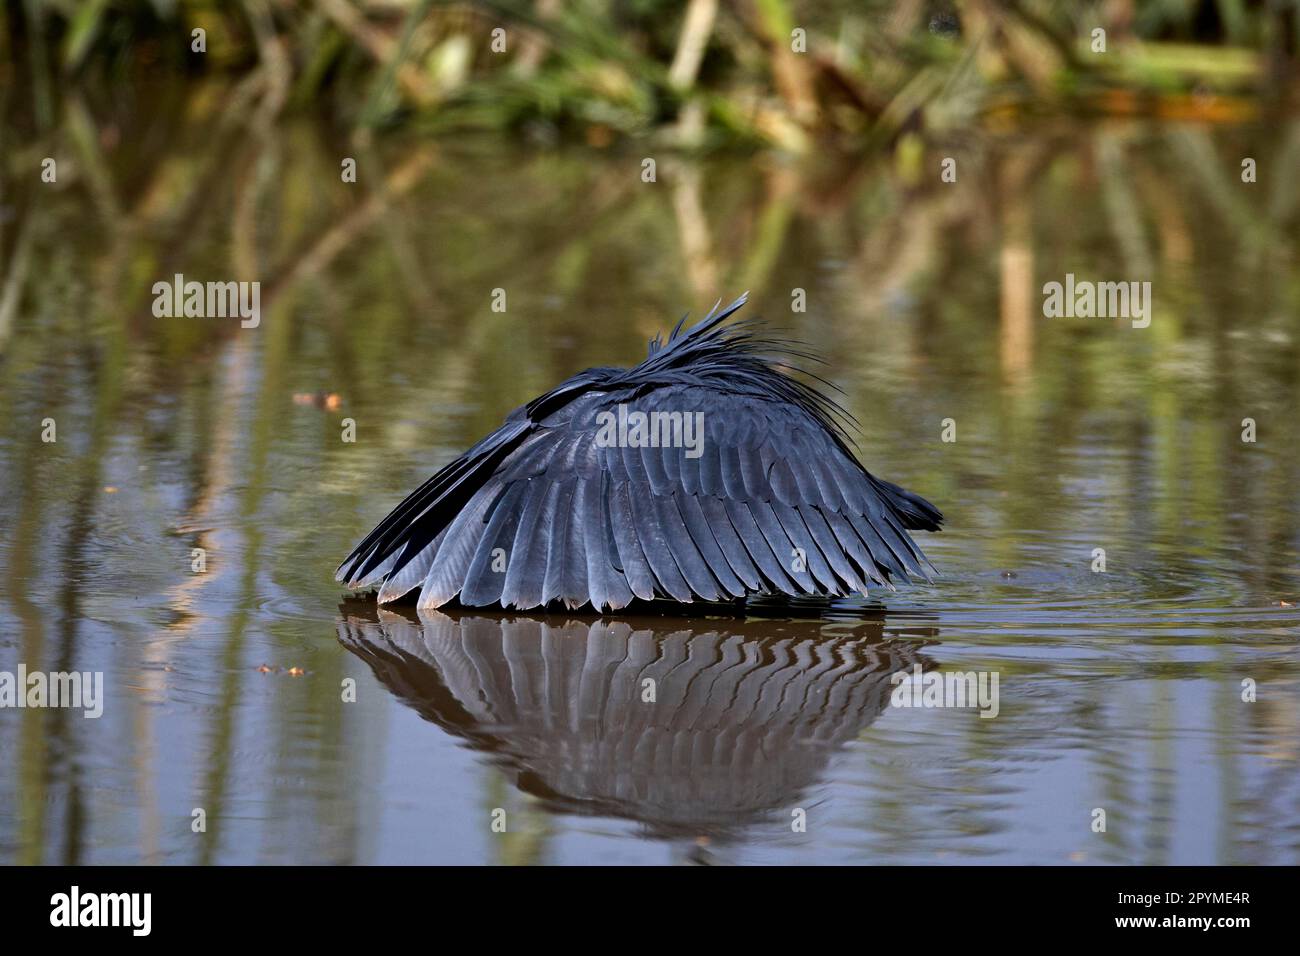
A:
[2,102,1298,864]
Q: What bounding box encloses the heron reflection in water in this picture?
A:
[338,602,938,862]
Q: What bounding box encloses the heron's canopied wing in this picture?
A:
[397,383,938,611]
[334,417,533,592]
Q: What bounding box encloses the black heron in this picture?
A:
[336,294,942,611]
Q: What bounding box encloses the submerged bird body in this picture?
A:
[337,295,942,611]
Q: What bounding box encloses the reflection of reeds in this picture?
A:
[2,82,1299,862]
[0,216,32,349]
[998,150,1035,387]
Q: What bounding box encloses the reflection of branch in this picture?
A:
[65,96,121,223]
[1268,120,1300,227]
[163,297,257,638]
[262,148,437,307]
[0,216,33,350]
[1098,133,1153,279]
[6,362,51,863]
[998,149,1040,386]
[1170,126,1285,258]
[1133,162,1193,268]
[258,147,436,308]
[669,162,717,301]
[358,143,439,311]
[999,199,1033,385]
[735,165,797,299]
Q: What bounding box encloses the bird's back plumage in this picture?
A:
[337,294,942,611]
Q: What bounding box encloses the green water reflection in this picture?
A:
[0,91,1298,863]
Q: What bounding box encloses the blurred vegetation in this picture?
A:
[2,1,1298,151]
